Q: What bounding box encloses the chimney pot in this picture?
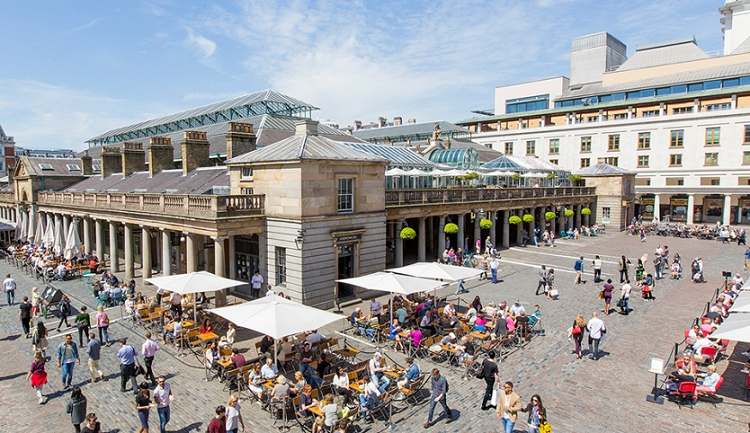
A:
[180,130,211,176]
[147,136,174,177]
[226,122,257,159]
[294,119,319,137]
[100,146,123,179]
[121,141,146,176]
[80,151,93,175]
[394,117,402,126]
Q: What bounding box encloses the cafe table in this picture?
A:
[198,331,220,343]
[349,380,365,393]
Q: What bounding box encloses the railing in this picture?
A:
[385,186,595,206]
[36,191,264,218]
[0,191,14,204]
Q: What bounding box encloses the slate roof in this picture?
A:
[19,156,90,177]
[616,39,708,71]
[63,166,229,194]
[575,163,633,176]
[345,142,434,169]
[226,134,386,164]
[352,121,468,141]
[482,155,565,172]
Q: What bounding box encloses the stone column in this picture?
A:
[653,194,661,221]
[394,220,404,267]
[161,229,171,276]
[502,210,510,249]
[457,213,465,252]
[186,233,197,272]
[108,221,120,272]
[489,211,497,247]
[214,237,227,307]
[94,219,103,258]
[417,217,426,262]
[141,226,152,279]
[63,215,70,239]
[228,235,236,279]
[557,209,564,234]
[515,210,523,244]
[575,205,582,228]
[527,208,536,238]
[28,206,36,240]
[124,223,134,280]
[473,214,481,253]
[437,215,446,258]
[723,194,732,226]
[258,232,268,284]
[549,207,556,233]
[82,218,91,254]
[686,194,695,225]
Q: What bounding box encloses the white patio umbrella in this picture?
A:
[708,314,750,342]
[337,271,447,319]
[43,214,55,249]
[33,213,44,245]
[15,211,26,241]
[53,218,64,256]
[63,218,81,260]
[387,262,484,282]
[385,168,412,176]
[26,210,35,241]
[145,271,247,321]
[729,292,750,313]
[209,294,345,365]
[521,172,547,178]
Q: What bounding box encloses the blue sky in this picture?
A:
[0,0,725,150]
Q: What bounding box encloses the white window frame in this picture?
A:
[337,177,354,214]
[241,167,253,180]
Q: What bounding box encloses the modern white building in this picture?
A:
[458,1,750,226]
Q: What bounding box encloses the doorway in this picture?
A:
[337,243,355,299]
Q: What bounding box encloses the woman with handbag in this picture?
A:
[520,394,548,433]
[26,351,48,404]
[569,315,586,359]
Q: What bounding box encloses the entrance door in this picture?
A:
[337,244,355,299]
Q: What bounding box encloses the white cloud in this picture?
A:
[185,27,217,58]
[0,80,150,150]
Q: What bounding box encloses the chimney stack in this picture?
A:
[147,136,174,177]
[394,117,402,126]
[100,146,122,179]
[80,151,93,176]
[354,120,362,130]
[294,119,319,137]
[378,116,387,128]
[225,122,257,159]
[121,142,146,176]
[180,130,210,176]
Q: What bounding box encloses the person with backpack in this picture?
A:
[574,257,584,285]
[31,321,49,359]
[424,368,455,428]
[74,306,91,347]
[569,314,586,359]
[66,387,87,432]
[58,295,72,331]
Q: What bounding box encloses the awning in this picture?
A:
[709,314,750,342]
[729,291,750,313]
[387,262,484,282]
[337,271,446,296]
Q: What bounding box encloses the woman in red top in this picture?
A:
[199,319,214,334]
[26,351,48,404]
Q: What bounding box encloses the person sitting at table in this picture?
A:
[368,352,390,394]
[510,302,525,317]
[332,367,352,404]
[199,319,213,334]
[230,348,246,369]
[473,315,488,332]
[290,371,307,395]
[397,357,421,389]
[300,357,324,390]
[317,353,331,378]
[696,364,721,395]
[693,334,720,362]
[319,393,339,431]
[408,327,423,353]
[358,373,381,421]
[419,309,436,337]
[247,363,265,398]
[259,335,274,357]
[505,313,517,334]
[471,296,483,313]
[686,325,700,346]
[205,342,221,379]
[87,257,98,273]
[668,354,698,388]
[224,323,236,346]
[439,332,457,346]
[169,292,183,317]
[388,319,403,351]
[261,357,278,379]
[395,304,408,326]
[443,303,455,318]
[271,375,290,403]
[298,384,318,417]
[516,311,531,341]
[456,336,476,367]
[162,315,182,344]
[279,337,294,364]
[124,294,136,320]
[305,329,323,345]
[109,284,124,305]
[55,262,67,280]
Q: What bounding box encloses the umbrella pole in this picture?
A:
[274,338,278,369]
[390,295,393,322]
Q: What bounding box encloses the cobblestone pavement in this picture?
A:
[1,231,748,433]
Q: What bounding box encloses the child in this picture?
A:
[312,416,325,433]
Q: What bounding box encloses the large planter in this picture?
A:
[479,218,493,229]
[564,208,574,218]
[522,214,534,223]
[508,215,522,225]
[544,211,556,221]
[444,223,459,234]
[400,227,416,240]
[581,207,591,215]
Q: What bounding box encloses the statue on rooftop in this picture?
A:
[432,123,442,141]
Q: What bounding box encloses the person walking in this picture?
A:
[225,394,245,433]
[117,338,139,393]
[424,368,454,428]
[574,257,584,285]
[19,296,32,337]
[586,312,606,360]
[153,375,173,433]
[85,332,104,382]
[745,247,750,270]
[490,257,499,284]
[3,273,16,305]
[619,280,632,315]
[569,314,586,359]
[32,321,49,359]
[495,381,522,433]
[520,394,547,433]
[74,306,91,347]
[66,386,87,433]
[208,405,227,433]
[480,351,499,410]
[80,413,101,433]
[535,266,547,296]
[601,279,614,316]
[592,256,602,283]
[57,333,80,389]
[95,306,110,345]
[546,269,557,299]
[58,295,72,331]
[141,331,160,385]
[27,351,48,404]
[619,255,630,283]
[136,382,154,433]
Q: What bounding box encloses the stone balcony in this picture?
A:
[0,191,14,204]
[36,191,264,219]
[385,186,595,207]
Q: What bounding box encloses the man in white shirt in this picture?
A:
[490,257,499,284]
[586,312,606,360]
[305,330,323,345]
[368,352,390,393]
[359,374,382,420]
[3,273,16,306]
[141,331,161,385]
[620,281,631,315]
[510,302,525,317]
[260,357,277,379]
[250,271,264,298]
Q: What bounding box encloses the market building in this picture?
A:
[457,1,750,225]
